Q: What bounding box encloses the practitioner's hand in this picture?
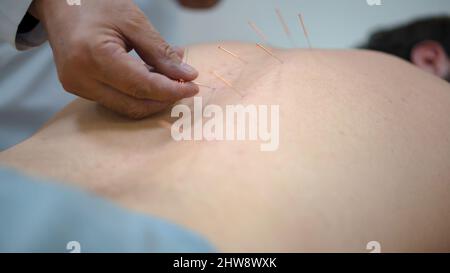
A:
[31,0,199,119]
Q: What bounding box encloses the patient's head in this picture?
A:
[364,16,450,81]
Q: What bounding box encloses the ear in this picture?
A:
[411,40,450,78]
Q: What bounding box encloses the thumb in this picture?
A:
[124,18,198,81]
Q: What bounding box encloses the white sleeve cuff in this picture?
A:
[16,22,48,50]
[0,0,47,50]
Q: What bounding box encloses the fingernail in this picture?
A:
[180,63,198,76]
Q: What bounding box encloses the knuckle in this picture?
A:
[125,106,151,120]
[122,7,149,32]
[90,39,118,57]
[161,43,179,60]
[88,41,120,70]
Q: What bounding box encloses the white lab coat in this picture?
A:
[0,0,170,150]
[0,0,47,50]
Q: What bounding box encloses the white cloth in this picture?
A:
[0,0,47,50]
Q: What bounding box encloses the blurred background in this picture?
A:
[0,0,449,150]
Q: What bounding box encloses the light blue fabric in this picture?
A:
[0,167,214,253]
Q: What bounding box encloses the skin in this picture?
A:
[29,0,215,119]
[1,43,450,252]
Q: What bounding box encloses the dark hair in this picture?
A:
[363,16,450,61]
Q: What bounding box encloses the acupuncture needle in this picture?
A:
[211,71,244,98]
[298,13,312,49]
[218,46,247,64]
[275,8,296,47]
[256,43,284,64]
[195,83,215,89]
[181,47,215,90]
[248,21,269,44]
